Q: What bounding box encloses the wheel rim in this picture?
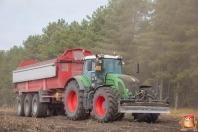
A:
[33,100,37,113]
[95,95,106,116]
[67,90,77,112]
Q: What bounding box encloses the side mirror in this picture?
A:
[118,61,125,65]
[122,60,139,73]
[136,63,139,73]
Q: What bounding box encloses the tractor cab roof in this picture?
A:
[84,54,122,60]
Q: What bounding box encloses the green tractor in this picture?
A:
[63,54,169,123]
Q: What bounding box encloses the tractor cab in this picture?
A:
[83,54,123,86]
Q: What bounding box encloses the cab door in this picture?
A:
[84,59,95,81]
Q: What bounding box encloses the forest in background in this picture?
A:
[0,0,198,109]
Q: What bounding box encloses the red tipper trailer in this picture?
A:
[13,48,92,117]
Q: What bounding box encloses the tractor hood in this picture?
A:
[118,75,140,95]
[106,74,140,95]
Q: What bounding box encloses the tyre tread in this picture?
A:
[64,80,89,120]
[93,87,119,123]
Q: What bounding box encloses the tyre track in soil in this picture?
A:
[0,108,188,132]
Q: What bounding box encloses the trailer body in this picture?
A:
[13,48,92,100]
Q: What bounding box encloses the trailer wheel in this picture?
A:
[24,94,33,117]
[17,94,25,116]
[32,94,48,118]
[93,87,118,123]
[132,89,160,123]
[64,80,89,120]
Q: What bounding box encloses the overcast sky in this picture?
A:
[0,0,108,51]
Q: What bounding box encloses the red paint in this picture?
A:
[67,90,77,112]
[14,48,92,99]
[95,95,106,116]
[18,60,38,67]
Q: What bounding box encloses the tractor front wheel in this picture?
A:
[132,89,160,123]
[93,87,118,123]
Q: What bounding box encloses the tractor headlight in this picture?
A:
[126,88,132,95]
[126,88,129,93]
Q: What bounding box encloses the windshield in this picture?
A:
[102,59,122,74]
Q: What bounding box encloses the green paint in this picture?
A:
[105,74,130,98]
[78,75,91,87]
[75,73,137,99]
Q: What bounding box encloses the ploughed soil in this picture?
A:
[0,108,195,132]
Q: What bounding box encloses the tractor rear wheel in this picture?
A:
[132,89,160,123]
[32,94,48,118]
[64,80,89,120]
[17,94,25,116]
[24,94,33,117]
[93,87,118,123]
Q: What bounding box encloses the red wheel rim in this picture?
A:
[67,90,77,112]
[95,95,106,116]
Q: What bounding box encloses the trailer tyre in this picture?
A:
[32,94,48,118]
[93,87,118,123]
[64,80,89,120]
[24,94,33,117]
[132,89,160,123]
[17,94,25,116]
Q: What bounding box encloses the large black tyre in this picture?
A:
[132,89,160,123]
[17,94,25,116]
[93,87,118,123]
[24,94,33,117]
[114,113,125,121]
[32,94,48,118]
[112,89,125,121]
[64,80,89,120]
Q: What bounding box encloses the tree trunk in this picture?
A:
[155,79,159,94]
[174,82,181,109]
[159,79,163,100]
[168,79,170,98]
[174,92,179,110]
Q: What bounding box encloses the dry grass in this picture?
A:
[170,108,198,116]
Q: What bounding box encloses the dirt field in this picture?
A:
[0,108,197,132]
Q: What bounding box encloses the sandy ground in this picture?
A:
[0,108,196,132]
